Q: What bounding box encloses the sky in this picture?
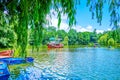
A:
[48,0,115,33]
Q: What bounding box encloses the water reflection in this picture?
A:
[9,48,120,80]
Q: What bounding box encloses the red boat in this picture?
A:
[47,38,64,48]
[47,43,64,48]
[0,50,13,58]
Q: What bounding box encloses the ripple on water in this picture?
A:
[9,48,120,80]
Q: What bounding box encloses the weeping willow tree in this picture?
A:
[0,0,120,58]
[0,0,77,58]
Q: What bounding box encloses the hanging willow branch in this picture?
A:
[87,0,120,27]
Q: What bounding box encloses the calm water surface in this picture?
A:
[9,48,120,80]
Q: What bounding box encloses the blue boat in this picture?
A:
[26,57,34,63]
[0,57,34,79]
[0,62,10,80]
[0,58,25,65]
[0,57,34,65]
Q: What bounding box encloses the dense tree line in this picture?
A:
[37,26,120,47]
[29,26,119,47]
[1,25,120,51]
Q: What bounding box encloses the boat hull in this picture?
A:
[0,57,34,65]
[47,43,63,48]
[0,50,13,58]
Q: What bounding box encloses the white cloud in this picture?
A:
[47,9,104,33]
[107,28,111,31]
[86,25,93,32]
[72,25,93,32]
[96,30,104,34]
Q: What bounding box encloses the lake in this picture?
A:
[9,48,120,80]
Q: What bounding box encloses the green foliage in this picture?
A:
[62,36,69,46]
[98,33,108,46]
[41,28,49,45]
[57,30,67,41]
[98,28,120,47]
[0,14,16,48]
[116,29,120,43]
[108,38,115,46]
[41,26,57,45]
[68,29,77,45]
[77,32,91,45]
[90,29,98,43]
[111,29,120,43]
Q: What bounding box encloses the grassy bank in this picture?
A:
[0,48,12,51]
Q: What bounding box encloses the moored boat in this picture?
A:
[47,37,64,48]
[0,50,34,79]
[47,43,63,48]
[0,57,34,65]
[0,62,10,80]
[0,50,13,58]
